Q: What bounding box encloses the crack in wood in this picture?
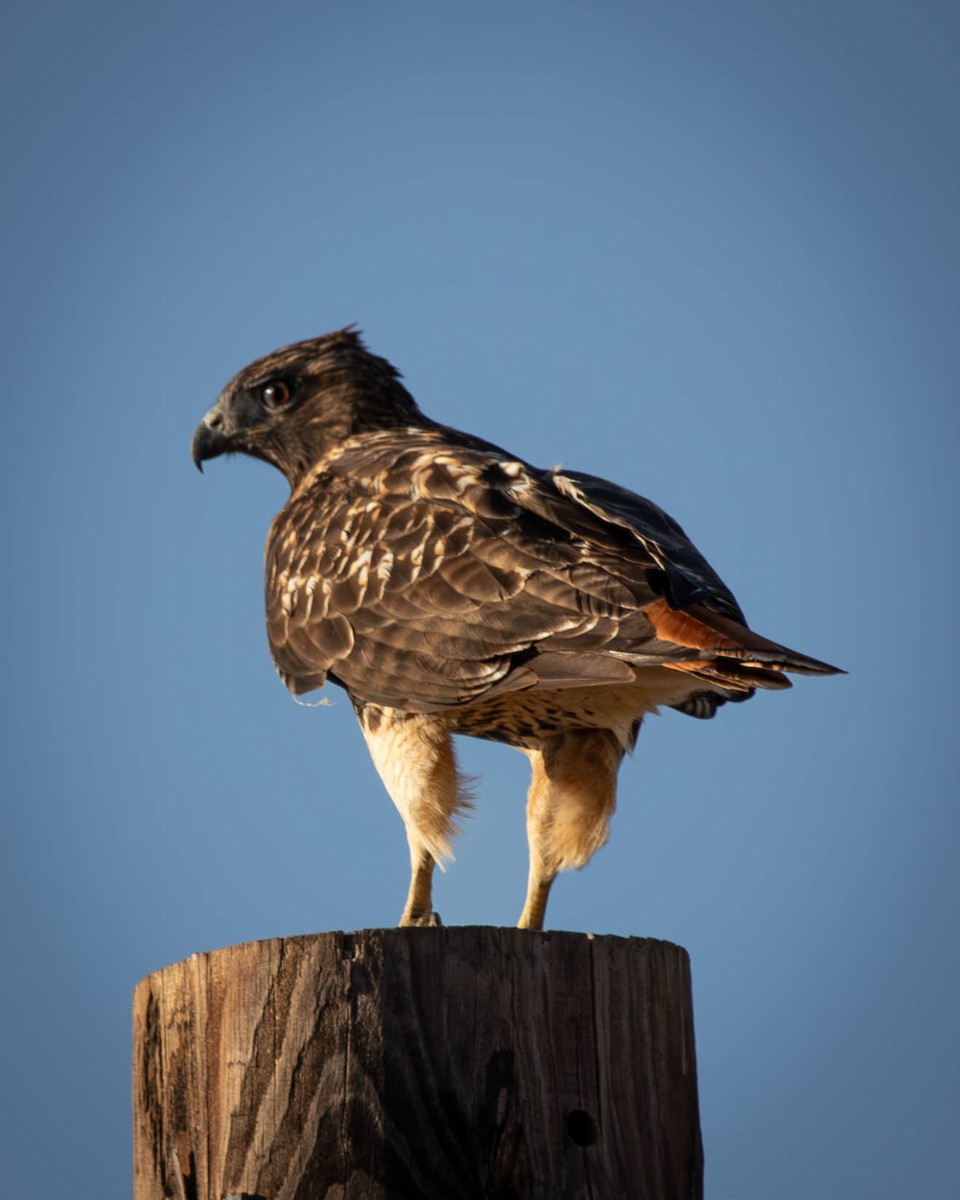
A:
[133,929,703,1199]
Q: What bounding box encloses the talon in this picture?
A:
[401,910,443,927]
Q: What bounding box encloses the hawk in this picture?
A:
[192,328,841,930]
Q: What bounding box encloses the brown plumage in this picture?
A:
[192,328,842,930]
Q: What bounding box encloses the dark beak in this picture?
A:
[191,411,233,472]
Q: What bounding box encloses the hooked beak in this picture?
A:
[191,408,234,472]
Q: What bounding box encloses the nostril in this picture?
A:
[206,411,224,430]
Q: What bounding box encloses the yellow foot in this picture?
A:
[400,910,443,927]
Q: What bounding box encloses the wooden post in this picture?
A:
[133,928,702,1200]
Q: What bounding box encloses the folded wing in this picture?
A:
[265,429,842,713]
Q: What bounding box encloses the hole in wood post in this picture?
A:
[565,1109,598,1147]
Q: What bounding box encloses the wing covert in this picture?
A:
[264,433,699,708]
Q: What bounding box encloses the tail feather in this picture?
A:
[689,603,843,676]
[640,598,843,694]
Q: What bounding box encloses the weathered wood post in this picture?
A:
[133,928,702,1199]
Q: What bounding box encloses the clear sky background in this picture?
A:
[2,2,957,1196]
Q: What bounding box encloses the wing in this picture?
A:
[265,429,841,712]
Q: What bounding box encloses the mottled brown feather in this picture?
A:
[259,422,841,711]
[195,328,844,928]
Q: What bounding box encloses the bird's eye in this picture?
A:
[260,380,291,410]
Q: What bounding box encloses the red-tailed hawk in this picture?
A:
[192,328,841,930]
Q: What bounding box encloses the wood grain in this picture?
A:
[133,929,702,1199]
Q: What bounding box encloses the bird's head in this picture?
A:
[191,327,424,488]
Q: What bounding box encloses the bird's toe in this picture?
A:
[400,910,443,928]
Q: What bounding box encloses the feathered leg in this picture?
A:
[519,728,623,930]
[356,706,470,926]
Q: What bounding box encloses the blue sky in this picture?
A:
[2,2,957,1196]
